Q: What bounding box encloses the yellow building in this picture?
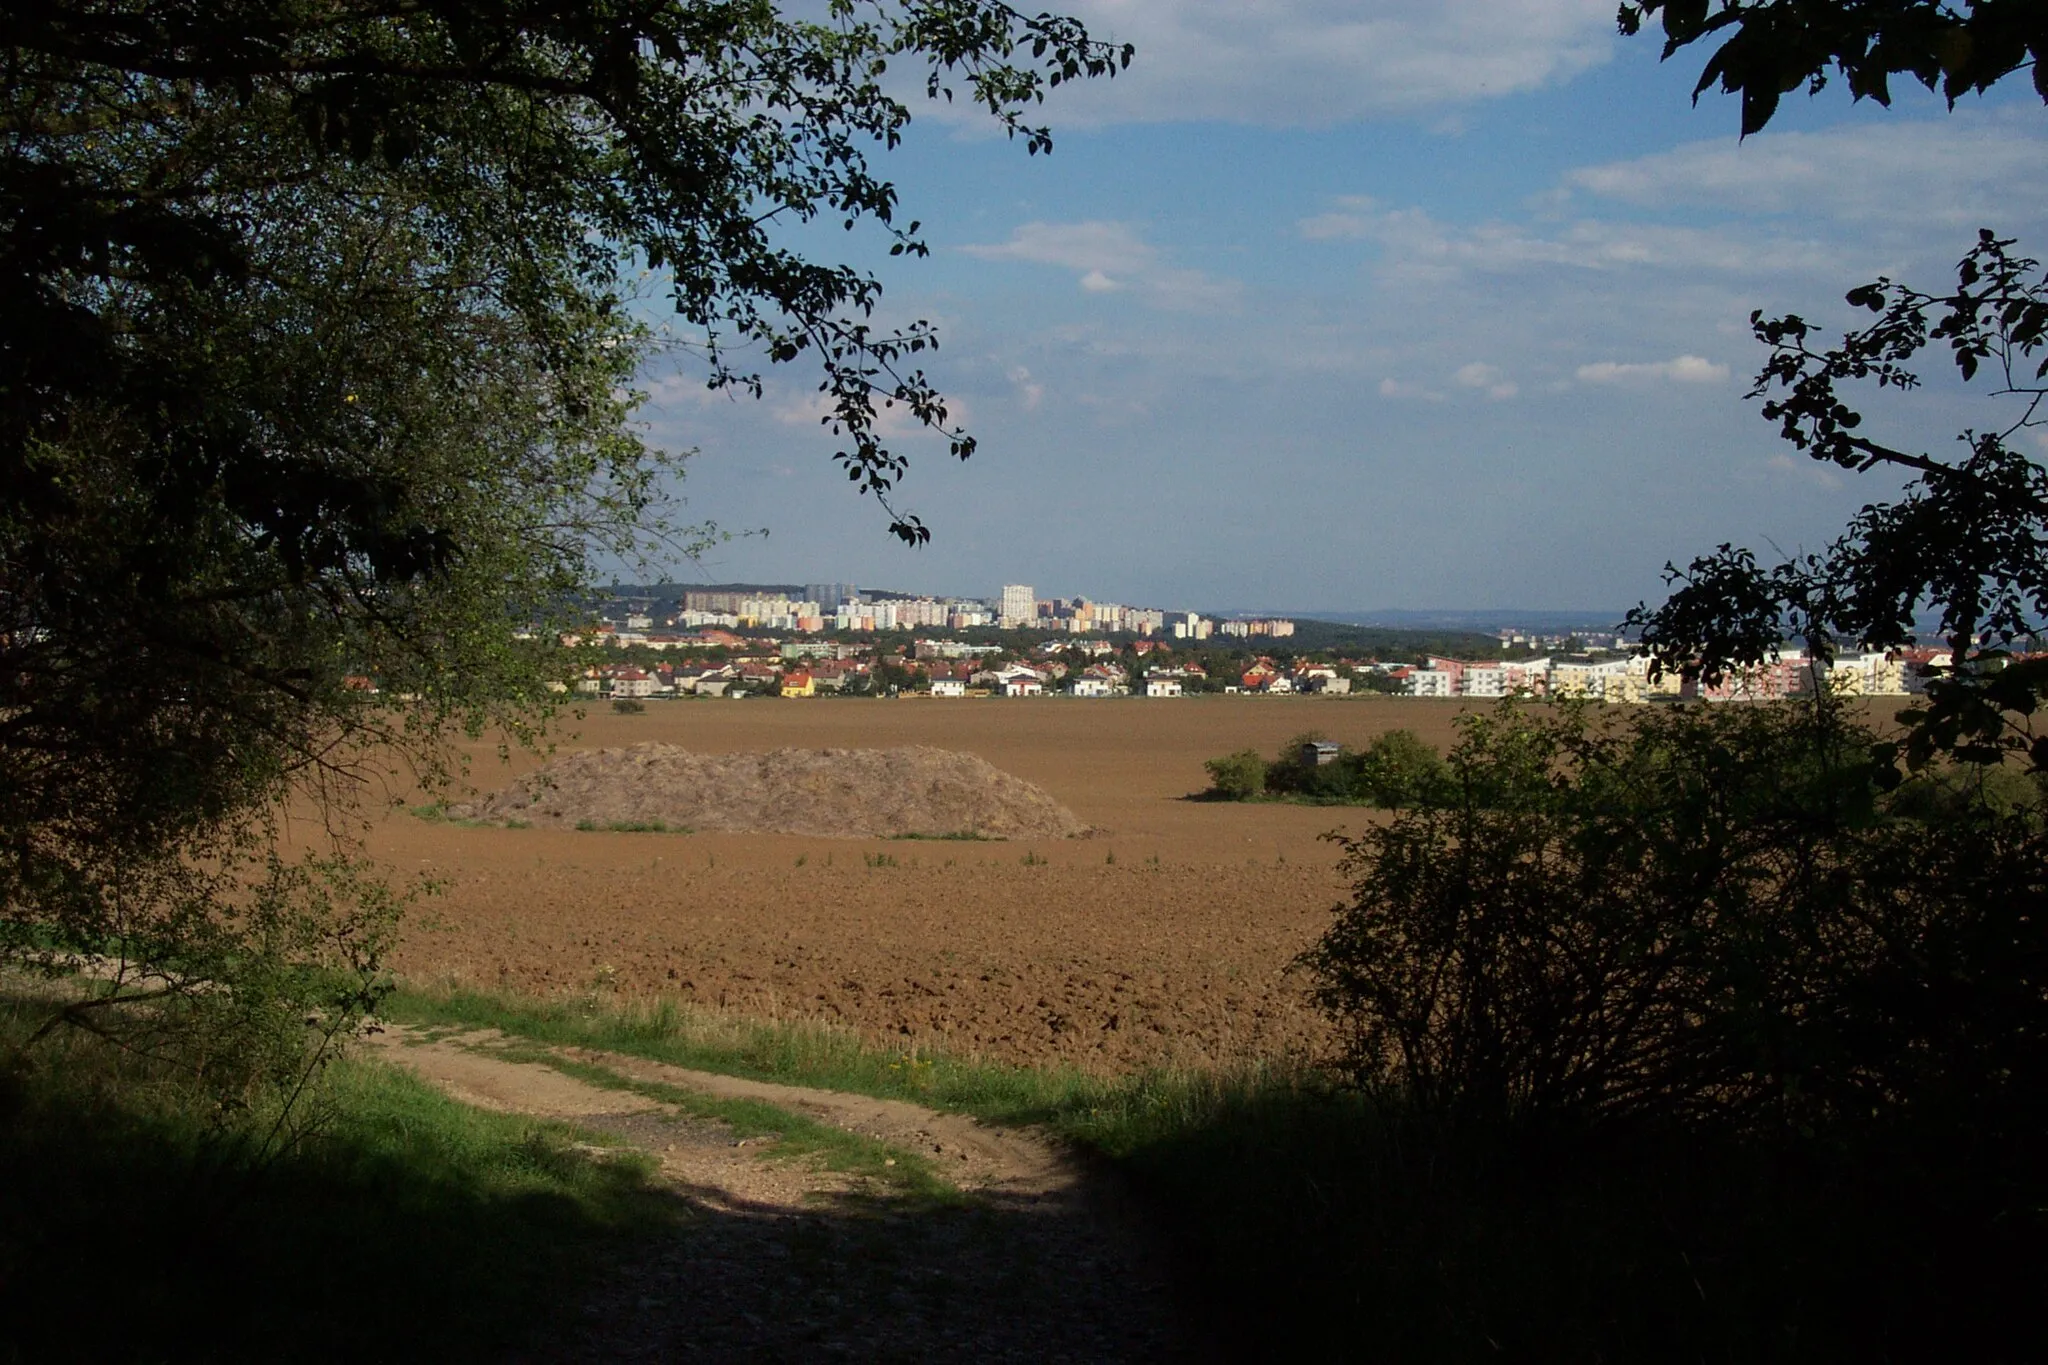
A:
[779,671,815,698]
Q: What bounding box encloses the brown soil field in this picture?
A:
[373,697,1482,1073]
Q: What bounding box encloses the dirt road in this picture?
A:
[367,1026,1190,1362]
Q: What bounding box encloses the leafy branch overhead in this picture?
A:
[1619,0,2048,135]
[3,0,1132,544]
[0,2,1124,1074]
[1631,236,2048,771]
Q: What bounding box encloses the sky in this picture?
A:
[636,0,2048,617]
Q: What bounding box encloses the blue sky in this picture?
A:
[639,0,2048,616]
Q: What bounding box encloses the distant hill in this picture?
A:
[1276,619,1504,658]
[601,581,806,599]
[1277,608,1628,636]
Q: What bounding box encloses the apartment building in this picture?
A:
[999,584,1035,628]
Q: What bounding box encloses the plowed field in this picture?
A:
[376,697,1478,1072]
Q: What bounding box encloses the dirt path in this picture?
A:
[365,1027,1191,1363]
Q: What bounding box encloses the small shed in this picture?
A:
[1301,740,1342,767]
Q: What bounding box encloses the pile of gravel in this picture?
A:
[452,743,1088,840]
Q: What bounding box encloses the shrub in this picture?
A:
[1203,749,1268,800]
[1352,729,1448,807]
[611,698,646,715]
[1304,697,2048,1139]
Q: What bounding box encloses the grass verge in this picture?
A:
[0,992,678,1365]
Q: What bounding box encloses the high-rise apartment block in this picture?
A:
[999,584,1035,628]
[803,582,857,610]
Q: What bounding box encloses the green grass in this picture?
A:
[0,993,678,1364]
[384,985,1128,1128]
[475,1039,958,1204]
[409,801,530,830]
[887,830,1001,842]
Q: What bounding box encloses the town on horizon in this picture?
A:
[558,580,1955,706]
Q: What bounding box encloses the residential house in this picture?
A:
[611,667,661,698]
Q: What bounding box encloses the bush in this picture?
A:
[1352,729,1448,807]
[1296,696,2048,1356]
[1202,749,1267,800]
[1304,697,2048,1142]
[611,697,646,714]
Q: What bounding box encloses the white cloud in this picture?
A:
[773,387,969,439]
[1566,111,2048,230]
[1298,195,1379,240]
[1577,355,1731,385]
[1008,365,1046,410]
[1761,452,1845,490]
[1455,362,1518,400]
[959,220,1242,311]
[1321,201,1834,280]
[1019,0,1615,127]
[1378,376,1444,401]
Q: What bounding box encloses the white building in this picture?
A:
[1000,584,1035,628]
[1406,669,1453,698]
[1145,677,1183,697]
[1462,665,1506,697]
[1824,651,1907,696]
[1549,657,1634,699]
[930,679,967,697]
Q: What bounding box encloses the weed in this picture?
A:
[1020,851,1047,867]
[572,819,688,834]
[889,830,999,842]
[409,801,498,830]
[794,853,808,868]
[863,852,899,869]
[1105,849,1117,866]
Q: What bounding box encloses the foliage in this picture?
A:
[1202,749,1268,800]
[1620,0,2048,137]
[1202,729,1448,807]
[1,2,1122,1081]
[1350,728,1450,807]
[611,698,647,715]
[1303,698,2048,1145]
[1619,7,2048,775]
[1630,233,2048,774]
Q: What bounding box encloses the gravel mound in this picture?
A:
[454,743,1088,840]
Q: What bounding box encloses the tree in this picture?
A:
[1619,0,2048,136]
[1619,1,2048,775]
[0,1,1126,1080]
